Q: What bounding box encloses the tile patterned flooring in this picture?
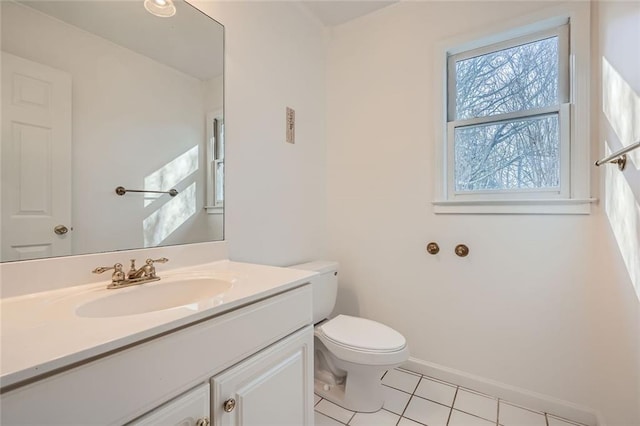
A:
[314,368,588,426]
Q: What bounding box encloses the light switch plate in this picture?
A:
[286,107,295,144]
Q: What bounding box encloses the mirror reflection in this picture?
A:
[1,0,224,262]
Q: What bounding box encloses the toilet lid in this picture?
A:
[319,315,406,352]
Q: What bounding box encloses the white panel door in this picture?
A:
[1,52,72,261]
[212,327,314,426]
[130,383,210,426]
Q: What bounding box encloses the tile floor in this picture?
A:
[314,368,588,426]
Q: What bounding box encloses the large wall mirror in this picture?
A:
[1,0,224,262]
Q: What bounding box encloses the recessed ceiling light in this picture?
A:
[144,0,176,18]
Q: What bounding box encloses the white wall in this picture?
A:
[326,1,638,424]
[590,2,640,425]
[1,2,221,255]
[192,1,328,266]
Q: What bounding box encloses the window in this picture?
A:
[433,5,592,214]
[449,27,568,194]
[206,111,224,214]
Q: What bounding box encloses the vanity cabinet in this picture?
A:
[129,327,313,426]
[0,284,313,425]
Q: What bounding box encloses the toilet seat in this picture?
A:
[320,315,406,351]
[315,315,409,366]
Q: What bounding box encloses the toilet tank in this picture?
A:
[289,261,338,324]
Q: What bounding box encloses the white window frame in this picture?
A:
[432,3,594,214]
[447,26,570,200]
[205,110,224,215]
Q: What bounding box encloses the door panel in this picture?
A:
[1,52,72,261]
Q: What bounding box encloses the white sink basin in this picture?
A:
[76,277,233,318]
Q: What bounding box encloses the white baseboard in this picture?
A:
[402,357,601,426]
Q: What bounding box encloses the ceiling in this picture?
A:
[18,0,223,81]
[302,1,398,26]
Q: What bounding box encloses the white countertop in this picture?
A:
[0,260,315,389]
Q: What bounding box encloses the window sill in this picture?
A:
[432,198,596,215]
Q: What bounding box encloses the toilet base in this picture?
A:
[314,362,388,413]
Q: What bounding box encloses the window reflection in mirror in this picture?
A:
[206,112,224,214]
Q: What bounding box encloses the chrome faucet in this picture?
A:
[93,257,169,289]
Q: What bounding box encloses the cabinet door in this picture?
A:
[130,383,210,426]
[211,326,314,426]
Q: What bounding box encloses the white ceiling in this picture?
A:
[19,0,223,81]
[302,1,398,26]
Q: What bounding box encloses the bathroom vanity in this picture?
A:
[0,1,318,423]
[0,254,316,425]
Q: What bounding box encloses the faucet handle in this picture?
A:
[92,263,123,274]
[92,263,126,284]
[144,257,168,279]
[145,257,169,265]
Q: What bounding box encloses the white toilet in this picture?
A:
[291,261,409,413]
